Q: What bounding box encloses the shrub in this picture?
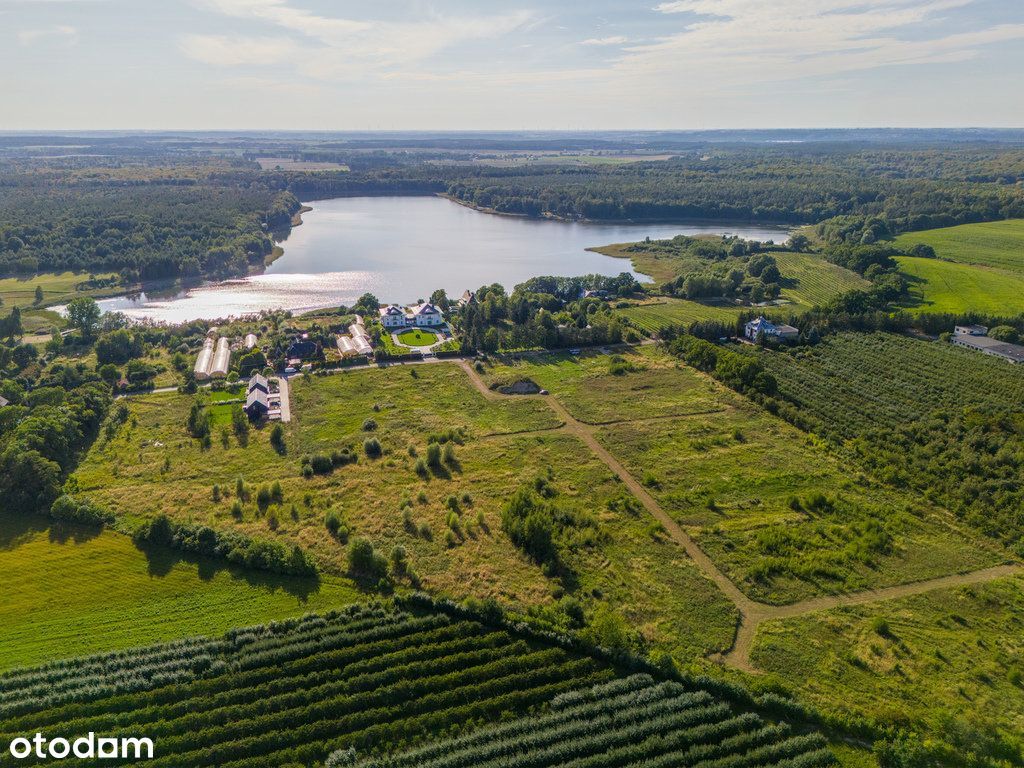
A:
[309,454,333,474]
[347,537,388,581]
[270,481,283,503]
[426,442,442,468]
[230,500,243,519]
[390,545,408,577]
[256,485,272,511]
[49,495,114,527]
[363,438,383,458]
[212,484,221,502]
[270,424,286,455]
[414,458,429,478]
[362,418,378,431]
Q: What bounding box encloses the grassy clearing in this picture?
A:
[896,255,1024,315]
[593,394,1000,604]
[751,575,1024,761]
[610,249,866,334]
[894,219,1024,274]
[479,346,729,424]
[0,271,120,310]
[0,514,358,671]
[76,363,737,659]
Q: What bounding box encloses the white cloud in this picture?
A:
[17,23,76,45]
[185,0,537,78]
[179,34,298,66]
[580,36,629,46]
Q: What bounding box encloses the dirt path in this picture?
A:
[458,360,1022,672]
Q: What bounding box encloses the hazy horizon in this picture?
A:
[2,0,1023,131]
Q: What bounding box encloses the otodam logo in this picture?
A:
[8,733,154,760]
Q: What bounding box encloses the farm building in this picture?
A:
[379,305,406,328]
[412,302,443,327]
[193,337,216,381]
[951,332,1024,364]
[245,333,259,349]
[954,324,988,336]
[210,337,232,378]
[744,316,799,342]
[243,388,270,420]
[337,336,357,357]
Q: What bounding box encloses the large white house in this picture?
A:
[379,305,406,329]
[412,302,443,327]
[744,316,799,342]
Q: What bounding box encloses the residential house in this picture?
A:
[244,333,259,349]
[243,388,270,420]
[248,373,269,395]
[379,305,406,329]
[0,396,9,408]
[744,316,799,342]
[412,302,443,327]
[458,290,476,307]
[286,336,318,360]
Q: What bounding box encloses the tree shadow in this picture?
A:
[0,512,51,551]
[48,521,104,546]
[134,539,321,602]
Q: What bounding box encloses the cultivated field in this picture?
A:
[0,515,357,671]
[751,574,1024,762]
[0,605,834,768]
[894,218,1024,274]
[895,255,1024,315]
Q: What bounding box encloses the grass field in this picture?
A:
[751,574,1024,761]
[0,514,359,671]
[895,255,1024,315]
[76,362,738,660]
[894,219,1024,274]
[479,346,730,424]
[610,250,866,333]
[0,271,120,311]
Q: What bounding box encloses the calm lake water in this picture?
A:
[93,196,792,323]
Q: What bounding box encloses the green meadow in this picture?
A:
[0,514,358,671]
[894,219,1024,274]
[896,255,1024,315]
[751,575,1024,761]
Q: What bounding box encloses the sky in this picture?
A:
[2,0,1023,130]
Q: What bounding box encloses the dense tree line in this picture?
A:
[0,170,297,280]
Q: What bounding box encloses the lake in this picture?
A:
[93,196,792,323]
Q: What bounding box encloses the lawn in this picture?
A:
[592,393,1001,604]
[896,255,1024,315]
[0,513,359,671]
[751,574,1024,762]
[75,363,737,660]
[894,219,1024,274]
[479,346,730,424]
[396,328,439,347]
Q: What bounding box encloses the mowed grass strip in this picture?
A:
[0,515,358,671]
[896,255,1024,315]
[750,574,1024,758]
[894,219,1024,274]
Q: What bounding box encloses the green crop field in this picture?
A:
[751,574,1024,762]
[617,298,746,333]
[895,255,1024,315]
[894,219,1024,274]
[75,361,738,660]
[0,605,834,768]
[757,332,1024,548]
[0,514,358,671]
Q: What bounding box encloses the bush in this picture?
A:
[347,537,388,581]
[426,442,443,469]
[362,418,378,431]
[363,438,383,458]
[270,424,286,455]
[49,495,114,527]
